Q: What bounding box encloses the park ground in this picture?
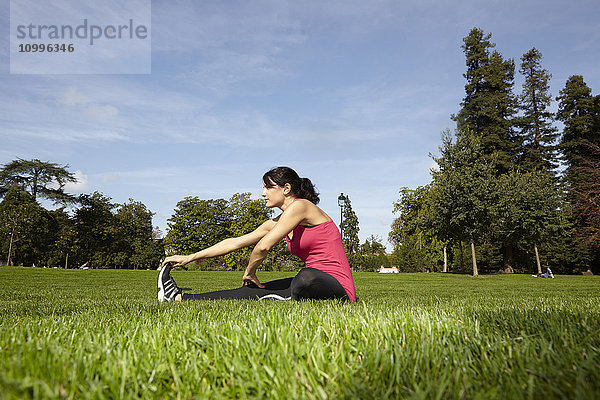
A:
[0,267,599,399]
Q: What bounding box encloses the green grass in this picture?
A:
[1,267,599,399]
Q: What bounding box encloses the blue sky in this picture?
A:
[1,0,599,250]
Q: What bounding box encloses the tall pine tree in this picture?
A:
[556,75,600,271]
[340,195,360,270]
[517,48,559,173]
[454,28,518,174]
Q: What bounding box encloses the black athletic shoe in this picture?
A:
[157,263,182,302]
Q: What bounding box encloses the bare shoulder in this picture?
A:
[287,198,331,225]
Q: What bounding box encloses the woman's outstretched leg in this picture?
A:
[182,277,293,301]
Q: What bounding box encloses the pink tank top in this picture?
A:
[286,220,356,302]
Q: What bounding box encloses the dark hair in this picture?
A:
[263,166,320,205]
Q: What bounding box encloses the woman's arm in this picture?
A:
[242,202,306,287]
[164,219,276,267]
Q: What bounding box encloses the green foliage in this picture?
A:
[356,235,390,271]
[166,197,230,258]
[166,193,302,271]
[0,186,57,266]
[70,193,163,269]
[516,48,559,172]
[454,28,518,174]
[115,199,164,269]
[389,186,443,272]
[1,268,599,399]
[225,193,273,270]
[428,129,496,244]
[340,195,360,268]
[0,158,77,204]
[556,76,600,271]
[556,76,598,172]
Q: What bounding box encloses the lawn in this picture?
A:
[0,267,599,399]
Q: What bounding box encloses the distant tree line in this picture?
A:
[390,28,600,275]
[0,159,162,269]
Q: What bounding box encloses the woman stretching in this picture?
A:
[157,167,356,303]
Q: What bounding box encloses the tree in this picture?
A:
[454,28,518,174]
[165,197,230,259]
[517,48,559,173]
[0,186,55,266]
[390,186,443,272]
[556,76,600,271]
[556,76,597,173]
[492,170,565,274]
[115,199,164,269]
[572,141,600,252]
[340,195,360,269]
[427,129,497,276]
[358,235,390,271]
[225,192,273,270]
[164,193,301,271]
[73,192,118,268]
[0,159,77,204]
[46,207,77,268]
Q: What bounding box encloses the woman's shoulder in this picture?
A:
[289,198,318,212]
[289,198,331,224]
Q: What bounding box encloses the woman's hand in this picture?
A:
[162,255,192,268]
[242,270,265,288]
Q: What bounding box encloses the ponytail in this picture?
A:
[298,177,320,205]
[263,167,320,205]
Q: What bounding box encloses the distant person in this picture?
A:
[157,166,356,303]
[533,267,554,278]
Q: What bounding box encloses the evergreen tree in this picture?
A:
[556,76,598,179]
[0,159,77,204]
[454,28,518,174]
[340,195,360,269]
[517,48,559,173]
[556,76,600,271]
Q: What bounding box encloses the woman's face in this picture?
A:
[262,180,290,209]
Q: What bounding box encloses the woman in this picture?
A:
[158,166,356,303]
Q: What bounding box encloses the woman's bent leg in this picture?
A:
[182,277,293,301]
[290,268,349,301]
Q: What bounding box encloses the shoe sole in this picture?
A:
[258,294,291,301]
[157,265,170,302]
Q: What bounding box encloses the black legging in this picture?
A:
[181,267,349,301]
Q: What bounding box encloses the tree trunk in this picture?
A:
[65,253,69,269]
[471,240,478,276]
[503,243,514,273]
[534,243,542,275]
[459,241,464,269]
[6,231,14,266]
[443,245,448,272]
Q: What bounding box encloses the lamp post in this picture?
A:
[337,193,347,239]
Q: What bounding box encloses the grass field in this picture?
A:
[1,267,599,399]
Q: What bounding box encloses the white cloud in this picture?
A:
[85,104,119,119]
[60,87,90,106]
[64,170,89,193]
